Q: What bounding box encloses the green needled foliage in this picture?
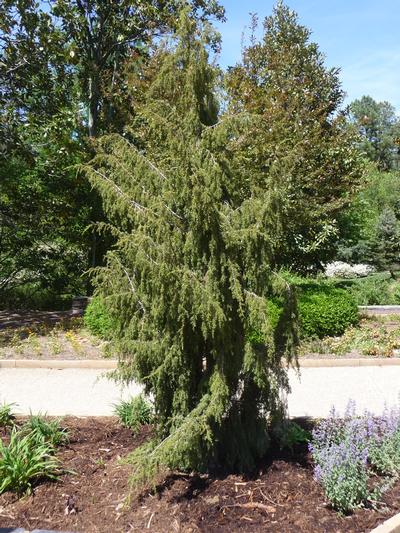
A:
[86,12,298,487]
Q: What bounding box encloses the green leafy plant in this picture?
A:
[22,415,69,447]
[84,297,116,339]
[114,395,153,433]
[369,430,400,476]
[349,276,392,305]
[0,403,16,428]
[0,428,61,495]
[249,283,359,344]
[275,421,310,452]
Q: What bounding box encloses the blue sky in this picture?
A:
[215,0,400,111]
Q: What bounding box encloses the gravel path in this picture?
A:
[0,366,399,417]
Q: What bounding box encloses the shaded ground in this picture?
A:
[0,418,400,532]
[0,310,72,331]
[0,313,106,360]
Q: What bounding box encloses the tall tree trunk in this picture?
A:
[88,72,100,138]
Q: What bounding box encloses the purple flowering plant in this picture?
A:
[310,400,400,513]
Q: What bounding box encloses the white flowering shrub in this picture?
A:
[325,262,375,279]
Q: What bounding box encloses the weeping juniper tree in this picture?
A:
[86,12,297,484]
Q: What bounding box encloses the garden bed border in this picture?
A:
[359,305,400,315]
[1,358,400,369]
[370,511,400,533]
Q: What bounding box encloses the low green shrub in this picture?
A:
[349,277,392,305]
[84,296,116,339]
[332,272,400,306]
[388,281,400,305]
[246,299,283,344]
[248,281,359,342]
[114,395,153,433]
[299,287,359,338]
[0,284,73,311]
[0,428,61,495]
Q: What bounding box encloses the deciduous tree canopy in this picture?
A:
[225,3,365,271]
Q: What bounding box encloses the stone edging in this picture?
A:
[1,358,400,369]
[370,512,400,533]
[298,358,400,368]
[358,305,400,313]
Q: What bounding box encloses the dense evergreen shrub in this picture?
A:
[298,287,359,338]
[248,284,359,342]
[86,12,299,485]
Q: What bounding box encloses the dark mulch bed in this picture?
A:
[0,418,400,533]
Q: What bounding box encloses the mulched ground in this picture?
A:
[1,418,400,533]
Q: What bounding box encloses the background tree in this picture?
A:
[336,167,400,269]
[349,95,400,171]
[372,208,400,276]
[86,14,297,483]
[225,3,365,272]
[52,0,224,137]
[0,0,224,305]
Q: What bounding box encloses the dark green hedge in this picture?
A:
[248,284,359,342]
[298,287,359,338]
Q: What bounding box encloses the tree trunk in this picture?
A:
[88,72,100,138]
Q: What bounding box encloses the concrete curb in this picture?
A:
[299,358,400,368]
[1,358,400,370]
[0,359,117,369]
[370,512,400,533]
[360,305,400,315]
